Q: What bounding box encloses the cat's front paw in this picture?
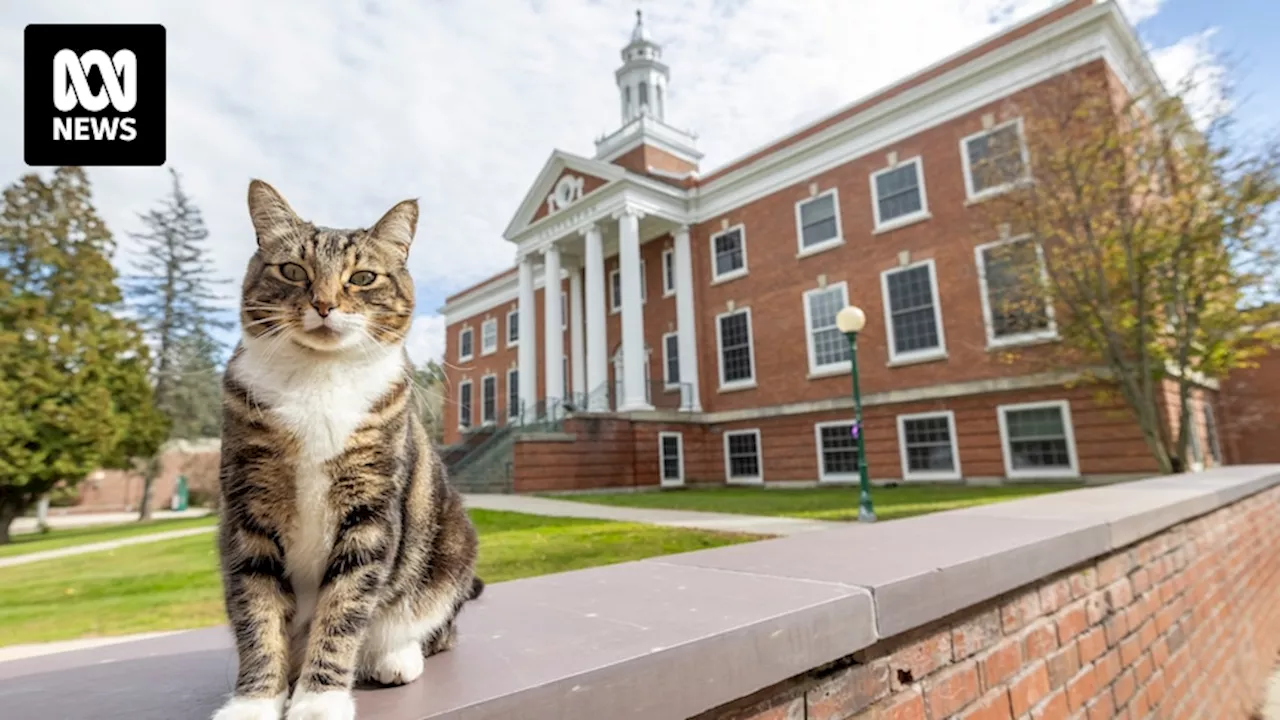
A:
[371,644,425,686]
[286,690,355,720]
[211,694,286,720]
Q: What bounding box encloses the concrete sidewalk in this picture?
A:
[462,493,841,536]
[10,508,212,536]
[0,526,217,569]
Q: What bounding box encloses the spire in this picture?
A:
[615,9,666,123]
[630,9,648,44]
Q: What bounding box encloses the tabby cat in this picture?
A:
[212,180,482,720]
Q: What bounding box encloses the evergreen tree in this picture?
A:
[126,168,229,519]
[0,167,168,543]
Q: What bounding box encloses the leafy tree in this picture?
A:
[974,67,1280,474]
[0,167,168,543]
[125,168,229,519]
[411,359,446,445]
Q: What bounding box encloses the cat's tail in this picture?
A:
[468,576,486,601]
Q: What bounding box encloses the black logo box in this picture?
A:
[24,24,166,167]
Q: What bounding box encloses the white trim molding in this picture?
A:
[960,117,1031,204]
[709,223,748,284]
[662,330,680,391]
[506,367,520,419]
[480,373,498,426]
[880,259,948,366]
[802,281,852,378]
[794,188,845,258]
[870,155,932,233]
[715,306,757,392]
[813,419,861,483]
[658,431,685,487]
[661,247,676,297]
[505,307,519,348]
[723,428,764,485]
[480,318,498,356]
[974,234,1059,349]
[896,410,962,482]
[996,399,1080,480]
[458,326,475,363]
[457,379,474,430]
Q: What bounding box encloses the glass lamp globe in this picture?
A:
[835,305,866,334]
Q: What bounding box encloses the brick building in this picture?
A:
[439,0,1227,492]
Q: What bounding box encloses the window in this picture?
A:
[976,236,1056,347]
[659,432,684,485]
[562,356,569,392]
[1203,403,1223,466]
[814,421,861,482]
[662,248,675,296]
[881,261,946,364]
[561,292,567,330]
[795,190,842,253]
[803,283,850,375]
[507,369,519,419]
[480,319,498,356]
[639,81,649,108]
[1187,414,1205,470]
[998,401,1078,479]
[962,119,1027,200]
[662,331,680,389]
[723,429,762,483]
[710,225,747,282]
[481,375,497,424]
[716,308,756,390]
[871,158,929,229]
[458,380,473,429]
[608,261,647,314]
[506,309,519,347]
[458,327,474,362]
[897,411,961,481]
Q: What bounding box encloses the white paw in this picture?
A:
[212,694,286,720]
[372,644,424,686]
[285,690,355,720]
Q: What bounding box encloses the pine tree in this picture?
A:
[0,167,168,543]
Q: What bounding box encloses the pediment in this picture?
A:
[503,150,625,239]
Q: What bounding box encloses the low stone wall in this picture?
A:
[2,466,1277,720]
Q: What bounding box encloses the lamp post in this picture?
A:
[836,305,876,523]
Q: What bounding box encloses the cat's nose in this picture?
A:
[311,299,333,317]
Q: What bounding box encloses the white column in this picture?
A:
[673,225,702,412]
[616,207,652,411]
[542,244,564,411]
[569,265,586,401]
[583,224,609,411]
[517,255,537,421]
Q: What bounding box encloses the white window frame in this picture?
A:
[715,307,757,392]
[709,224,748,284]
[896,410,962,482]
[802,282,851,378]
[480,318,498,356]
[457,379,473,429]
[1203,402,1223,466]
[996,400,1079,480]
[813,420,861,483]
[658,431,684,487]
[480,373,497,425]
[458,326,474,362]
[506,368,519,419]
[975,235,1058,349]
[794,188,844,257]
[661,248,676,297]
[505,308,519,348]
[870,156,931,233]
[608,261,647,315]
[561,291,567,331]
[723,428,763,484]
[960,117,1030,203]
[662,330,680,390]
[880,259,948,366]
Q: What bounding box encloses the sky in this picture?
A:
[0,0,1269,366]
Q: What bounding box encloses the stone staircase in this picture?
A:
[444,424,517,494]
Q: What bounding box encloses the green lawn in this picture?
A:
[0,509,759,647]
[0,515,219,559]
[557,484,1076,522]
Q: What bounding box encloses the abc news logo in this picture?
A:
[24,24,165,166]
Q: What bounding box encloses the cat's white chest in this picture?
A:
[232,339,404,635]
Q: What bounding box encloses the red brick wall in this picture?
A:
[1221,345,1280,464]
[697,485,1280,720]
[72,443,220,513]
[612,143,699,177]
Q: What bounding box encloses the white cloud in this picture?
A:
[405,313,447,366]
[0,0,1210,363]
[1149,28,1230,128]
[1116,0,1165,24]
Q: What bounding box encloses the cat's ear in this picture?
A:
[247,179,301,247]
[372,199,419,260]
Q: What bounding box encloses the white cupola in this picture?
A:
[616,10,668,123]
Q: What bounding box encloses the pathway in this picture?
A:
[10,508,212,536]
[0,526,217,569]
[461,493,841,536]
[0,631,186,664]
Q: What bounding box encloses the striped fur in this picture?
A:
[213,181,481,720]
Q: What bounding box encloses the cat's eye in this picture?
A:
[349,271,377,287]
[279,263,308,283]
